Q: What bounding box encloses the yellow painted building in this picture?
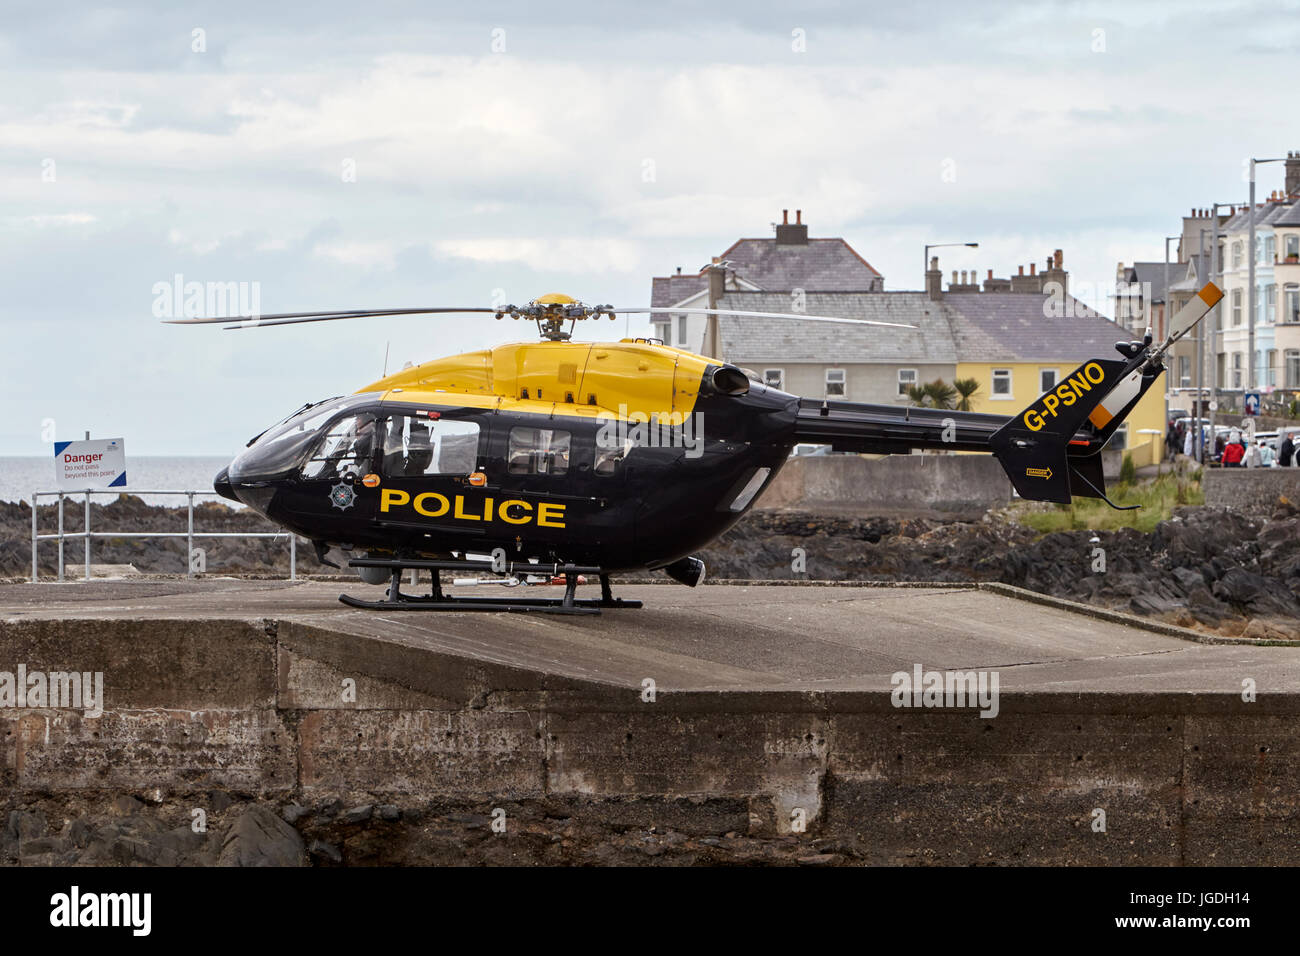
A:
[955,360,1166,467]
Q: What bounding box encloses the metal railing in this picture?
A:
[30,489,297,583]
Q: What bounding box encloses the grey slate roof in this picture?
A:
[942,293,1129,363]
[717,291,958,364]
[651,235,883,309]
[650,273,708,309]
[1124,262,1173,303]
[715,237,882,291]
[717,289,1126,366]
[1274,200,1300,227]
[1168,254,1207,293]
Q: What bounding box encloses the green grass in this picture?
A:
[1010,469,1203,534]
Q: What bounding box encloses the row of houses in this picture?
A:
[1116,151,1300,407]
[649,212,1167,466]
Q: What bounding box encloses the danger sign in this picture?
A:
[54,438,127,491]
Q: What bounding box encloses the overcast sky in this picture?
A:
[2,0,1298,454]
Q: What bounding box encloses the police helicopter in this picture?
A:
[168,283,1222,614]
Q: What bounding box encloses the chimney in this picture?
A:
[1045,247,1068,297]
[775,209,808,245]
[1287,150,1300,198]
[926,255,943,300]
[1030,263,1037,275]
[675,266,682,275]
[983,268,1011,293]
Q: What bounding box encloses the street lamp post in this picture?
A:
[1163,235,1178,460]
[1208,200,1242,450]
[923,242,978,284]
[1249,157,1285,394]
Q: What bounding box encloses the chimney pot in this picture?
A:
[1018,265,1024,276]
[795,209,802,224]
[782,209,788,224]
[1055,248,1063,269]
[676,266,682,275]
[1030,263,1037,275]
[987,269,993,279]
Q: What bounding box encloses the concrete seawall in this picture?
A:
[1204,467,1300,515]
[757,455,1014,519]
[4,580,1299,865]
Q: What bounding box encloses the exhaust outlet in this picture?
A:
[664,556,706,587]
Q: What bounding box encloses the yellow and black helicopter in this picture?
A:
[170,284,1222,614]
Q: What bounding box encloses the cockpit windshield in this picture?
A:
[228,395,372,481]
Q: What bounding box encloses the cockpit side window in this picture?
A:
[301,414,376,480]
[380,415,481,477]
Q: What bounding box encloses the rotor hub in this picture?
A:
[494,296,618,341]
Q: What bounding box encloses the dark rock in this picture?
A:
[208,790,235,813]
[112,795,145,816]
[796,853,843,866]
[68,819,92,848]
[218,805,306,867]
[281,803,308,824]
[7,810,47,841]
[339,804,373,825]
[377,805,400,822]
[309,839,343,863]
[1170,566,1205,594]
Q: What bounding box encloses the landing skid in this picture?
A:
[339,556,642,615]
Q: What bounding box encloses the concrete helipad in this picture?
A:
[2,578,1297,695]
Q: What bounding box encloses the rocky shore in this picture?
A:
[4,495,1298,640]
[3,792,849,866]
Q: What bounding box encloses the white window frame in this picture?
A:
[991,368,1013,399]
[676,315,688,347]
[825,368,846,398]
[1232,288,1243,326]
[1287,234,1300,258]
[762,368,784,390]
[1039,368,1059,394]
[1285,284,1300,324]
[897,368,917,396]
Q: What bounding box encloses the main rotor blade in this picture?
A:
[163,307,497,328]
[615,306,917,330]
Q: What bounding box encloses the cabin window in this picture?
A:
[991,368,1013,397]
[763,368,784,389]
[897,368,916,396]
[825,368,846,397]
[379,415,480,477]
[301,414,376,480]
[508,427,571,475]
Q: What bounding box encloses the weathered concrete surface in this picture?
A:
[3,579,1300,864]
[756,454,1013,519]
[1204,467,1300,515]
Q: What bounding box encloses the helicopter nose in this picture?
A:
[213,466,239,503]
